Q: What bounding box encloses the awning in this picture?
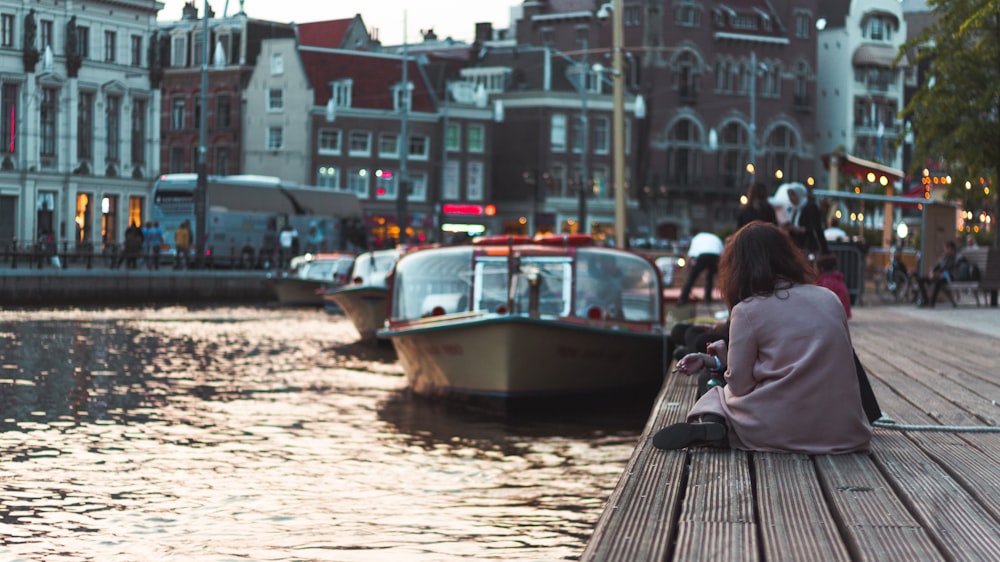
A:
[852,45,908,68]
[822,152,904,183]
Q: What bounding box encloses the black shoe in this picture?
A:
[652,421,727,450]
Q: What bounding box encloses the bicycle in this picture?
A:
[874,244,918,303]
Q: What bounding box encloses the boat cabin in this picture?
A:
[388,244,662,324]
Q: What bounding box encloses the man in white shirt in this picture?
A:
[824,218,849,242]
[678,232,725,305]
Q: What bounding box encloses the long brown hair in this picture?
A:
[718,221,816,308]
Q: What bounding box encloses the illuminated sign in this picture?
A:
[442,223,486,234]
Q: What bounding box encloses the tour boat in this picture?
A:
[378,235,669,402]
[268,252,356,306]
[322,248,402,342]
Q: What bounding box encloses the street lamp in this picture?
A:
[610,0,626,248]
[194,0,210,267]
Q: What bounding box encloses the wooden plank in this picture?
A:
[755,453,853,561]
[674,449,757,562]
[871,431,1000,560]
[580,370,696,561]
[816,453,943,561]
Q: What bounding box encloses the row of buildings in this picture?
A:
[0,0,934,252]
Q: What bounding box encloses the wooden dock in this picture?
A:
[582,305,1000,561]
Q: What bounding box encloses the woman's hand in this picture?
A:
[673,353,708,376]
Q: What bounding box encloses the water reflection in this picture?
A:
[0,307,650,561]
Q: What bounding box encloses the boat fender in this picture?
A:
[586,306,604,320]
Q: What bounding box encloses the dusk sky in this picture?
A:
[157,0,516,46]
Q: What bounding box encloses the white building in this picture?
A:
[0,0,162,252]
[816,0,908,184]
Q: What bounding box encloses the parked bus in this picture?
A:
[151,174,363,268]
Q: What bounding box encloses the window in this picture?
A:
[551,114,567,152]
[267,127,283,150]
[104,30,116,62]
[40,88,58,157]
[130,35,142,66]
[408,173,427,201]
[375,169,396,199]
[216,94,231,128]
[869,17,884,41]
[394,81,413,112]
[549,163,567,197]
[675,1,699,27]
[77,91,94,160]
[194,96,202,131]
[348,130,371,156]
[270,52,283,75]
[192,34,203,66]
[467,124,484,153]
[76,26,90,59]
[442,160,460,199]
[594,117,609,154]
[214,147,229,175]
[106,95,121,162]
[170,146,185,173]
[625,5,642,26]
[317,166,339,188]
[408,136,429,160]
[171,96,185,129]
[667,119,700,186]
[171,35,186,66]
[268,88,283,111]
[379,133,399,157]
[467,161,484,200]
[572,114,587,154]
[332,79,352,108]
[41,20,52,49]
[794,12,811,39]
[318,129,341,154]
[445,123,460,151]
[1,83,18,154]
[131,98,146,165]
[1,14,14,48]
[348,167,369,197]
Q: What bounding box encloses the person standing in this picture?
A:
[782,183,829,258]
[146,222,164,270]
[278,224,298,268]
[118,221,144,270]
[653,222,871,453]
[678,231,724,305]
[736,182,777,227]
[174,220,192,270]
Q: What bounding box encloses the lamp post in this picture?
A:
[578,38,589,236]
[397,17,409,245]
[194,0,210,267]
[612,0,626,248]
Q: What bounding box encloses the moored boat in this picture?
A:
[267,252,355,306]
[379,235,668,402]
[322,248,402,342]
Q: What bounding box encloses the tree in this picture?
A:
[900,0,1000,245]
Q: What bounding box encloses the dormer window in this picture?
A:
[171,35,186,67]
[270,52,283,75]
[864,15,895,42]
[332,79,352,108]
[394,81,413,112]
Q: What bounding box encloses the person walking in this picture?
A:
[174,220,192,270]
[653,222,872,453]
[678,231,724,305]
[782,182,829,258]
[117,221,144,270]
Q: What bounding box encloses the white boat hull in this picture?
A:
[325,286,390,342]
[384,315,668,399]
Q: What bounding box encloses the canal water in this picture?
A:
[0,307,654,561]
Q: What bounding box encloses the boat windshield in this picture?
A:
[351,250,400,287]
[574,248,660,322]
[391,246,474,320]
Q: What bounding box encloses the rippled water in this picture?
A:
[0,307,653,561]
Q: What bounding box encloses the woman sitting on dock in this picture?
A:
[653,221,872,453]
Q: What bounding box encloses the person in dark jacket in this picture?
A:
[916,240,958,308]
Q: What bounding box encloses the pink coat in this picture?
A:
[688,283,872,453]
[817,270,852,319]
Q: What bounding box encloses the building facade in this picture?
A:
[0,0,162,250]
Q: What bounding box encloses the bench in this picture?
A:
[945,247,1000,307]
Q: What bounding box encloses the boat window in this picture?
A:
[391,246,473,320]
[351,249,400,286]
[473,257,509,313]
[509,257,572,316]
[574,249,659,322]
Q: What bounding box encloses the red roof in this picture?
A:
[298,19,353,49]
[298,47,436,113]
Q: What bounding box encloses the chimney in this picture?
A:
[474,22,493,43]
[182,1,198,20]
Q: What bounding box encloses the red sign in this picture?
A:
[442,204,483,215]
